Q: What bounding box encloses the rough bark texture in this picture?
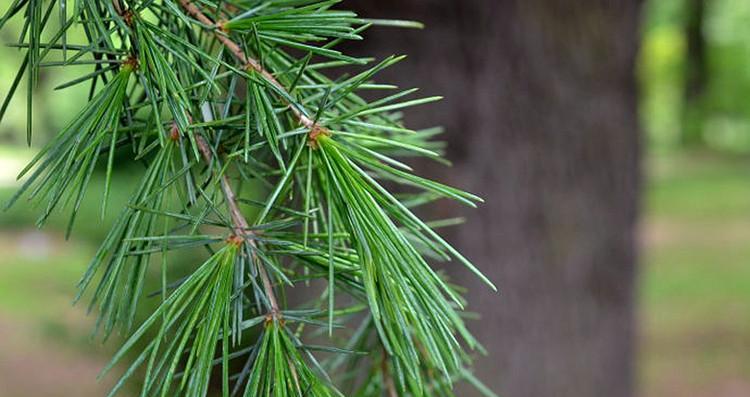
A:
[346,1,643,396]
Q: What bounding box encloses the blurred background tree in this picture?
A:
[347,1,641,396]
[682,0,708,146]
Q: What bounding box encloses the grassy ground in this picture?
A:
[1,147,750,396]
[0,230,126,397]
[0,148,137,397]
[639,151,750,396]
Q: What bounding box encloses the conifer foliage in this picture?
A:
[1,1,496,395]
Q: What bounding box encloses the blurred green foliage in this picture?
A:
[641,0,750,152]
[0,10,91,145]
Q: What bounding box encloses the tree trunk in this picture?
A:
[346,1,642,396]
[681,0,707,146]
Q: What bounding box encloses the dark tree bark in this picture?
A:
[682,0,707,146]
[345,1,642,396]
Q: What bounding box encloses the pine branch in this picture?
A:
[193,130,280,314]
[178,0,322,131]
[175,0,340,319]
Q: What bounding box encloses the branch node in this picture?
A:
[264,312,284,327]
[216,19,229,33]
[122,55,139,72]
[308,125,331,149]
[122,9,135,27]
[169,122,181,142]
[227,234,244,247]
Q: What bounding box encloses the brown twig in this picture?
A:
[194,131,280,315]
[381,350,398,397]
[175,0,328,316]
[112,0,123,15]
[178,0,322,132]
[112,0,281,316]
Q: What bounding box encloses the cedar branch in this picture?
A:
[192,127,280,314]
[178,0,321,131]
[176,0,329,315]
